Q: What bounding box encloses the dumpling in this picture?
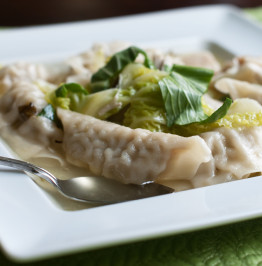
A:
[214,78,262,103]
[57,108,212,185]
[0,62,48,95]
[144,49,221,72]
[0,80,62,145]
[197,126,262,187]
[215,56,262,84]
[179,51,221,72]
[212,56,262,104]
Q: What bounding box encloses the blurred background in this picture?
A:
[1,0,262,26]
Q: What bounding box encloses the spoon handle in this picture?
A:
[0,155,59,187]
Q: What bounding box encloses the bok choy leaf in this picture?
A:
[55,83,88,97]
[159,65,232,126]
[38,104,63,129]
[51,83,88,110]
[90,46,155,93]
[171,64,214,93]
[38,83,88,128]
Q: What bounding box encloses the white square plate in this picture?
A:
[1,4,262,262]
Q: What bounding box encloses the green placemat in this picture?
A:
[2,217,262,265]
[246,6,262,22]
[1,7,262,266]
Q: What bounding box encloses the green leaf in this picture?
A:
[159,67,231,126]
[90,46,155,93]
[55,83,88,97]
[78,87,135,120]
[201,98,232,124]
[38,104,63,129]
[123,82,167,132]
[51,83,88,110]
[171,64,214,93]
[159,73,206,126]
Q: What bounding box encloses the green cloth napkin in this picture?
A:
[1,7,262,266]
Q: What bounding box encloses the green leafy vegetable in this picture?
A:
[118,63,167,91]
[47,81,134,121]
[171,64,214,92]
[39,83,88,128]
[38,104,63,129]
[115,63,168,131]
[38,47,233,135]
[79,87,135,120]
[201,98,232,124]
[55,83,88,97]
[50,83,88,110]
[159,67,232,126]
[123,81,167,132]
[90,46,155,93]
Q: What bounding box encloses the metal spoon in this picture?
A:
[0,155,174,204]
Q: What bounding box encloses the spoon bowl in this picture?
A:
[0,156,174,204]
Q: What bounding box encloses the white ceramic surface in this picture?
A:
[1,4,262,262]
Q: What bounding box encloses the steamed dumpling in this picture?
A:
[215,78,262,103]
[0,80,62,145]
[216,56,262,84]
[197,126,262,187]
[213,56,262,102]
[57,108,212,184]
[0,62,48,95]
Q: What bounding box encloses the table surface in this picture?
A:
[1,4,262,266]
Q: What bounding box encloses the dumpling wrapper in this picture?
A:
[0,79,63,145]
[57,108,212,185]
[0,62,48,96]
[198,126,262,188]
[215,78,262,103]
